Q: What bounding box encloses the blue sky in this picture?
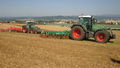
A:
[0,0,120,16]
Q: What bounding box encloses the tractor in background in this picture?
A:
[70,15,116,43]
[22,22,41,33]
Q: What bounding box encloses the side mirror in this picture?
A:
[95,19,97,23]
[92,19,97,24]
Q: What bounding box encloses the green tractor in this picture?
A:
[70,15,116,43]
[22,22,41,33]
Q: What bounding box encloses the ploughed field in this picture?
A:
[0,23,120,68]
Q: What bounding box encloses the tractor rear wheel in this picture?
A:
[22,29,27,33]
[70,26,85,40]
[95,31,110,43]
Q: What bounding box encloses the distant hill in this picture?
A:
[95,15,120,20]
[0,15,120,21]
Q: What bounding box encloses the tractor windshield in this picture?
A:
[83,18,91,24]
[27,22,34,25]
[79,17,91,25]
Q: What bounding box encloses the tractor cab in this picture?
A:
[26,22,35,25]
[26,22,36,28]
[22,21,41,33]
[79,15,95,30]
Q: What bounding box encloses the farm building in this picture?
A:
[105,20,120,25]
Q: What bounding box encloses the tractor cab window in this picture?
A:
[83,18,91,24]
[79,18,84,24]
[79,17,92,30]
[80,17,91,24]
[27,22,34,25]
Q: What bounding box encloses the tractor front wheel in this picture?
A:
[95,31,110,43]
[70,26,85,40]
[30,30,34,34]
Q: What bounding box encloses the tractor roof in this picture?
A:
[79,15,92,18]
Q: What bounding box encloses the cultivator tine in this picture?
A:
[40,33,48,38]
[51,34,55,38]
[40,33,69,39]
[62,35,68,39]
[39,30,70,39]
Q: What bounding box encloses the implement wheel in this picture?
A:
[70,26,85,40]
[95,31,110,43]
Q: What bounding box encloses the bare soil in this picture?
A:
[0,24,120,68]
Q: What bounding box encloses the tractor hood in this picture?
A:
[92,24,109,32]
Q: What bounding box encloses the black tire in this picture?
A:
[70,26,85,40]
[95,31,110,43]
